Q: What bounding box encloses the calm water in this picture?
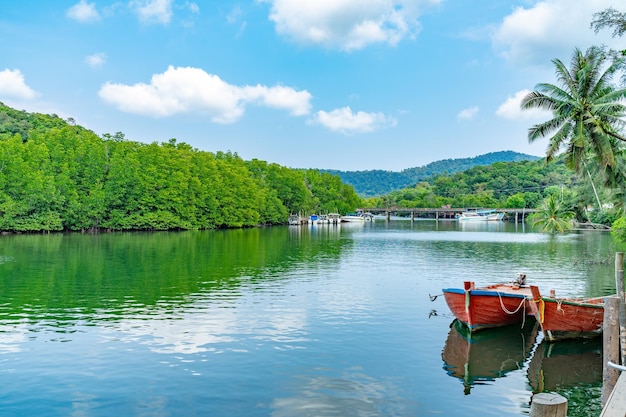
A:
[0,220,619,417]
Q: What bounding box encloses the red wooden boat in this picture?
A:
[442,277,534,332]
[529,286,605,342]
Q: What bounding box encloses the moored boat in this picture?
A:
[288,214,302,225]
[328,213,341,224]
[457,209,504,221]
[529,286,606,342]
[441,276,534,332]
[341,211,374,222]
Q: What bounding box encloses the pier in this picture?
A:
[357,207,537,223]
[600,252,626,416]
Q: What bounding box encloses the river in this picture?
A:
[0,220,618,416]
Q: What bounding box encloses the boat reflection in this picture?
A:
[441,319,538,394]
[527,338,602,392]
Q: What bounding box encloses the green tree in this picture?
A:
[521,47,626,189]
[529,194,575,233]
[591,8,626,56]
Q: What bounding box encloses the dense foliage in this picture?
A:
[325,151,540,197]
[363,158,579,210]
[0,103,362,232]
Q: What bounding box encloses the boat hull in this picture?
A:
[442,282,533,332]
[530,286,605,342]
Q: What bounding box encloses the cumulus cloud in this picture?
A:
[457,106,479,121]
[85,52,107,68]
[0,69,38,101]
[309,106,397,134]
[496,89,551,121]
[66,0,100,23]
[492,0,621,67]
[99,66,312,123]
[131,0,173,25]
[263,0,441,51]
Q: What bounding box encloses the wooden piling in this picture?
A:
[603,295,621,406]
[530,393,567,417]
[616,252,626,367]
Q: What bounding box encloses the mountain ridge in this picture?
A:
[324,151,542,197]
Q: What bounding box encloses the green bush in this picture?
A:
[611,217,626,243]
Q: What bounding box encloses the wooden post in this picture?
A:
[616,252,626,366]
[530,393,567,417]
[603,295,621,406]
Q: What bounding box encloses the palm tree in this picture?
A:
[529,194,575,233]
[520,46,626,189]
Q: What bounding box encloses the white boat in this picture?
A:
[309,214,330,225]
[341,212,375,222]
[457,209,504,221]
[328,213,341,224]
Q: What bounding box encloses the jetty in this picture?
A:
[357,207,536,223]
[600,252,626,417]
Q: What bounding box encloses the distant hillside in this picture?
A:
[325,151,541,197]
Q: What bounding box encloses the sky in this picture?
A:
[0,0,624,172]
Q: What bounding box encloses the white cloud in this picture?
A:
[98,66,312,123]
[66,0,100,23]
[457,106,479,121]
[309,106,397,134]
[85,52,107,68]
[0,69,38,101]
[186,2,199,14]
[496,89,551,121]
[264,0,441,51]
[131,0,173,25]
[492,0,621,67]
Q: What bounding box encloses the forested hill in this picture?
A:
[0,102,363,232]
[324,151,541,197]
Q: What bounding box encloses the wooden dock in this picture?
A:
[600,253,626,416]
[602,372,626,416]
[358,207,537,222]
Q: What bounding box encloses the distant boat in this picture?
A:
[441,277,533,332]
[288,214,303,225]
[341,212,374,222]
[457,209,504,221]
[529,286,606,342]
[327,213,341,224]
[309,214,330,225]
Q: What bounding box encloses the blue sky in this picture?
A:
[0,1,623,171]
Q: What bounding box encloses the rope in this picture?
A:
[556,298,564,314]
[497,291,528,328]
[497,292,527,314]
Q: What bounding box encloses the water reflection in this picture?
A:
[527,338,602,392]
[441,320,538,394]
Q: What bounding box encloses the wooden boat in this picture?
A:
[442,276,534,332]
[442,319,537,394]
[529,286,605,342]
